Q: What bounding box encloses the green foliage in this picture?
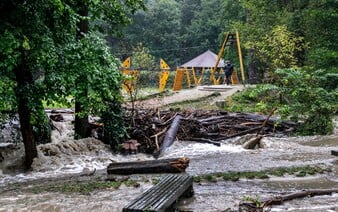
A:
[243,195,263,208]
[275,68,336,135]
[101,100,127,151]
[225,69,337,135]
[132,43,156,71]
[0,78,16,111]
[120,0,224,66]
[0,0,146,168]
[257,25,307,71]
[225,84,279,113]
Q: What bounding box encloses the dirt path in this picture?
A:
[133,84,246,109]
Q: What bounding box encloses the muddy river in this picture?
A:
[0,116,337,211]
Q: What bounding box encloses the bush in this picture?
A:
[275,68,336,135]
[224,68,337,135]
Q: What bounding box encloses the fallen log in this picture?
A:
[240,188,338,210]
[107,157,190,175]
[256,107,276,136]
[154,115,182,158]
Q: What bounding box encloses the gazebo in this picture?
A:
[176,50,225,87]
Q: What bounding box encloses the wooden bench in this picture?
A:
[122,174,194,212]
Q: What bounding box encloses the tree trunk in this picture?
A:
[107,157,190,175]
[154,115,182,158]
[74,1,90,139]
[248,49,260,84]
[74,100,90,139]
[14,58,37,169]
[245,8,261,84]
[240,188,338,210]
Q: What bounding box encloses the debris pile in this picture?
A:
[125,109,296,154]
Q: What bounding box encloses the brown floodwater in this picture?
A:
[0,117,337,211]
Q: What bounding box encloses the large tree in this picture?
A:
[70,0,145,139]
[0,0,72,168]
[0,0,145,169]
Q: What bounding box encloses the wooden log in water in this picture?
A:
[331,150,338,156]
[239,188,338,210]
[107,157,190,175]
[154,115,182,158]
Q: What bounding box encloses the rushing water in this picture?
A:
[0,115,337,211]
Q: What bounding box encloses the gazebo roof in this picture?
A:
[180,50,224,68]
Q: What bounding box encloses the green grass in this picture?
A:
[27,179,141,195]
[194,165,329,183]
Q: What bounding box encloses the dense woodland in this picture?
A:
[0,0,337,168]
[114,0,337,81]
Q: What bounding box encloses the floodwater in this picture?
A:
[0,116,337,211]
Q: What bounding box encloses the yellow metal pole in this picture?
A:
[159,58,171,91]
[236,31,245,82]
[213,32,230,85]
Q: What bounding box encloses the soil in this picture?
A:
[131,84,246,109]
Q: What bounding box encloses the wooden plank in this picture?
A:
[123,174,193,212]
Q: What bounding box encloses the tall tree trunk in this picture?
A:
[245,9,261,84]
[14,58,37,169]
[74,2,90,139]
[247,49,260,84]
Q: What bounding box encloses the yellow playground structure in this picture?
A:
[120,57,172,93]
[172,31,245,91]
[121,31,245,92]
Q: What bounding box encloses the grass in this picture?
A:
[19,179,141,195]
[194,165,329,183]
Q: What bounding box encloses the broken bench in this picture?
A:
[122,174,194,212]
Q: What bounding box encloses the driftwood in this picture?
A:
[154,115,182,157]
[240,188,338,210]
[242,108,276,149]
[107,157,190,175]
[123,109,296,154]
[331,150,338,156]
